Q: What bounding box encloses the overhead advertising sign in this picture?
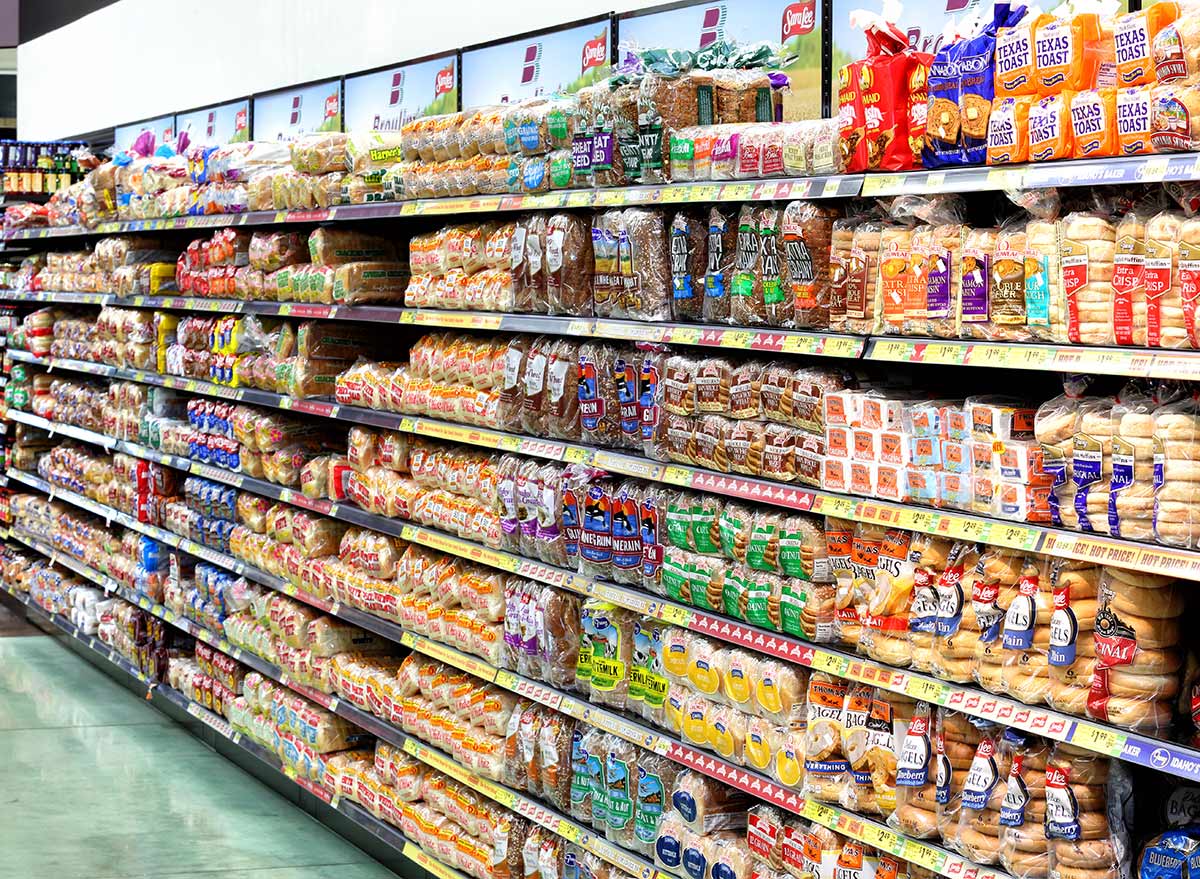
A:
[343,54,458,132]
[461,18,611,108]
[253,79,341,141]
[619,0,823,118]
[176,99,250,146]
[114,114,176,153]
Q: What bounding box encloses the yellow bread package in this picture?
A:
[995,12,1046,98]
[1116,85,1154,156]
[1028,93,1073,162]
[1033,13,1115,95]
[1069,88,1117,159]
[1114,4,1179,87]
[987,96,1032,164]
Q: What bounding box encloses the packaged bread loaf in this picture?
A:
[876,225,914,335]
[592,210,622,318]
[1151,80,1200,153]
[958,227,999,339]
[1153,395,1200,546]
[732,205,789,327]
[844,221,882,336]
[546,213,594,316]
[989,222,1030,338]
[498,336,531,433]
[1087,567,1183,733]
[1046,558,1101,717]
[997,733,1052,879]
[512,214,547,313]
[783,201,836,329]
[621,208,672,322]
[1025,219,1065,342]
[578,342,621,447]
[1111,210,1150,347]
[704,207,738,324]
[586,600,635,711]
[1059,213,1118,346]
[670,211,707,322]
[546,339,581,441]
[829,219,855,333]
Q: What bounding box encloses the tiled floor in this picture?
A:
[0,597,41,636]
[0,635,400,879]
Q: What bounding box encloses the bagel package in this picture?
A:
[1145,211,1192,349]
[973,547,1025,695]
[998,733,1053,879]
[892,700,939,839]
[1035,377,1089,530]
[908,534,953,673]
[1153,396,1200,546]
[1046,558,1102,717]
[1044,744,1133,879]
[803,672,851,804]
[1001,556,1053,706]
[1072,396,1116,536]
[1111,210,1150,347]
[1060,212,1118,347]
[1107,383,1157,542]
[933,542,982,684]
[860,527,916,668]
[954,723,1013,865]
[936,708,984,846]
[1087,568,1184,733]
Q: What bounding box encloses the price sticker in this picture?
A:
[1071,723,1127,758]
[861,174,903,196]
[668,327,702,346]
[556,819,582,843]
[657,603,694,626]
[495,670,519,690]
[820,337,863,359]
[905,676,949,705]
[986,167,1023,189]
[810,651,849,676]
[565,191,593,208]
[781,335,818,355]
[804,801,839,827]
[1139,157,1170,182]
[662,466,693,486]
[901,841,945,871]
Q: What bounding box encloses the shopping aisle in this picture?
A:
[0,631,400,879]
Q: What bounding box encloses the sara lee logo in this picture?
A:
[389,71,405,107]
[699,5,727,48]
[581,35,607,73]
[434,64,455,96]
[206,111,216,139]
[290,96,302,126]
[781,0,816,40]
[521,43,543,85]
[324,93,339,119]
[235,108,247,131]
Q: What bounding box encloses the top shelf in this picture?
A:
[8,152,1200,240]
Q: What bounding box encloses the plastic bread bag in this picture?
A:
[731,205,783,327]
[670,211,707,322]
[1087,567,1184,733]
[932,542,982,684]
[935,709,985,849]
[1071,395,1117,536]
[861,528,915,668]
[546,339,581,441]
[545,213,594,317]
[619,208,671,322]
[952,723,1011,864]
[999,556,1051,706]
[1044,560,1102,719]
[802,672,849,804]
[782,201,838,330]
[1144,211,1191,350]
[512,214,548,314]
[1057,212,1119,346]
[630,617,667,725]
[497,336,531,433]
[585,600,634,711]
[520,335,552,437]
[249,231,308,273]
[1035,376,1090,529]
[308,228,396,266]
[670,768,749,834]
[889,700,939,839]
[603,735,639,848]
[704,207,738,324]
[843,219,882,336]
[591,210,622,318]
[972,547,1025,695]
[995,731,1052,879]
[578,341,621,448]
[1044,743,1133,879]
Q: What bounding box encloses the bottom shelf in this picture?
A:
[0,579,463,879]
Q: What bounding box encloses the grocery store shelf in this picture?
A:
[0,576,461,879]
[0,293,866,358]
[8,153,1200,242]
[12,357,1200,582]
[5,524,1012,879]
[1,175,864,240]
[10,433,1200,786]
[13,292,1200,376]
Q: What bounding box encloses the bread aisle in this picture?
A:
[11,4,1200,879]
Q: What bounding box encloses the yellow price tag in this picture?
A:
[556,819,582,843]
[820,337,863,359]
[905,676,949,705]
[810,651,849,676]
[986,167,1023,189]
[1139,157,1170,182]
[820,178,842,198]
[804,801,839,827]
[871,339,916,361]
[781,335,817,355]
[662,466,693,486]
[1071,723,1127,758]
[562,446,590,464]
[566,191,593,208]
[901,841,945,871]
[971,344,1013,367]
[494,670,519,690]
[861,174,903,196]
[721,183,755,201]
[668,327,701,345]
[658,603,694,626]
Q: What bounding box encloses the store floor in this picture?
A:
[0,632,400,879]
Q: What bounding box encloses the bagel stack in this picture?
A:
[936,709,984,848]
[869,693,911,818]
[1035,392,1080,531]
[1110,212,1148,347]
[1108,388,1157,541]
[933,543,983,684]
[841,682,880,816]
[892,701,940,839]
[1180,217,1200,347]
[1144,212,1191,349]
[803,672,850,804]
[1002,557,1054,705]
[908,535,953,673]
[1059,213,1117,345]
[1044,745,1125,879]
[862,528,916,668]
[973,548,1025,695]
[1152,401,1200,547]
[954,724,1014,865]
[1086,568,1184,733]
[1071,399,1116,536]
[998,735,1052,879]
[1026,220,1066,343]
[1046,559,1102,716]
